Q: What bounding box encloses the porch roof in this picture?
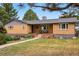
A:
[24,18,78,25]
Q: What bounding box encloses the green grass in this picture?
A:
[0,38,79,56]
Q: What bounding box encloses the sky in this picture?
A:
[13,3,62,20]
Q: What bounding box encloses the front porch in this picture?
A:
[31,24,54,38]
[31,24,53,34]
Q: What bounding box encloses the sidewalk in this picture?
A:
[0,37,40,49]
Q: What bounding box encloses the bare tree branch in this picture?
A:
[33,4,73,11]
[28,3,79,11]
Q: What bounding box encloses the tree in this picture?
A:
[28,3,79,19]
[18,3,79,12]
[0,3,17,39]
[28,3,79,11]
[59,6,79,19]
[17,3,79,20]
[0,3,18,44]
[0,6,9,24]
[23,9,39,20]
[60,13,79,19]
[0,21,7,45]
[59,6,79,18]
[0,3,18,24]
[18,3,79,18]
[0,22,7,33]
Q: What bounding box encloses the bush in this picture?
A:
[0,33,6,45]
[0,33,16,45]
[4,35,14,41]
[5,35,21,41]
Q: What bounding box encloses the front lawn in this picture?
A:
[0,38,79,56]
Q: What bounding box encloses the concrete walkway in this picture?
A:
[0,37,40,49]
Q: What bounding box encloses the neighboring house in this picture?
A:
[5,18,78,38]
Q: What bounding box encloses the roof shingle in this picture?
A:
[24,18,78,25]
[5,18,78,25]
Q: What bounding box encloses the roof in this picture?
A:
[5,18,78,25]
[5,18,27,25]
[24,18,78,25]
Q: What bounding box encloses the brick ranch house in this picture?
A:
[5,18,79,38]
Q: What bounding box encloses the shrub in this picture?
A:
[0,33,17,45]
[5,35,21,41]
[0,33,6,45]
[4,35,14,41]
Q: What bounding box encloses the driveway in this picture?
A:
[0,37,40,49]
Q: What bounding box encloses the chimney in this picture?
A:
[42,16,47,20]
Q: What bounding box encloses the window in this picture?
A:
[8,26,13,29]
[59,23,68,29]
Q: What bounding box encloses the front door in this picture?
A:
[40,25,48,33]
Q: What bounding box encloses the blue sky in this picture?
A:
[13,3,62,20]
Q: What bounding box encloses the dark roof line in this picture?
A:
[24,18,78,25]
[5,17,78,25]
[5,18,27,25]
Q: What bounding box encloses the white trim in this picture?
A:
[59,23,68,30]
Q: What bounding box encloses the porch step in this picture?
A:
[32,34,53,38]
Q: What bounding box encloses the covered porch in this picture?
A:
[31,24,54,38]
[31,24,53,34]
